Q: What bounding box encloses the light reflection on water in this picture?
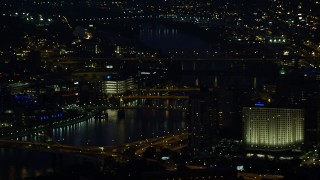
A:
[44,109,184,146]
[138,24,209,54]
[0,109,185,179]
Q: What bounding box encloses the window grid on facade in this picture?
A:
[243,107,304,151]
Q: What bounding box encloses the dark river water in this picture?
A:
[0,109,186,179]
[138,24,210,54]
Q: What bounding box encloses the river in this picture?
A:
[138,24,210,55]
[0,109,186,179]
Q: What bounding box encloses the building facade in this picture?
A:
[188,90,219,155]
[243,107,304,151]
[101,76,136,95]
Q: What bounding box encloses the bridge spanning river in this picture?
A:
[0,130,188,161]
[0,108,186,178]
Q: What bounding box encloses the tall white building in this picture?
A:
[243,107,304,151]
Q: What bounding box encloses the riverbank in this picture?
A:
[0,112,94,140]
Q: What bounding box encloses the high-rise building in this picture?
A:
[188,89,219,155]
[243,107,304,151]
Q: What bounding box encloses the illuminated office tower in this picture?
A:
[101,75,136,95]
[243,107,304,151]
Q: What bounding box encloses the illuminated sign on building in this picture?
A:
[254,102,265,107]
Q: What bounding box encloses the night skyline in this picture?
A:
[0,0,320,179]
